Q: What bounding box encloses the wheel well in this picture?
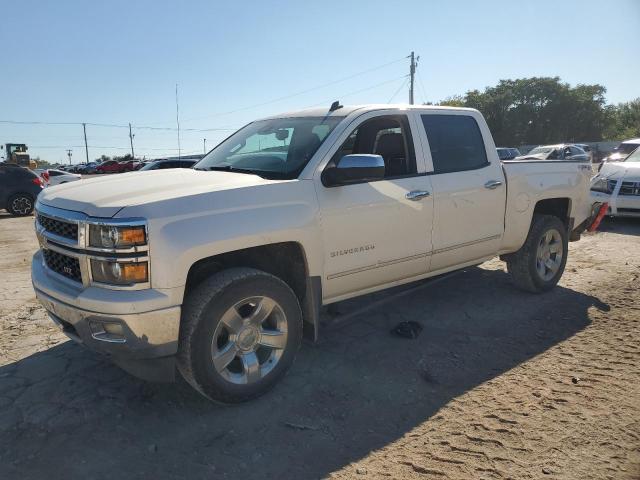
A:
[185,242,308,303]
[533,198,570,226]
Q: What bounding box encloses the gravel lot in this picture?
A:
[0,212,638,479]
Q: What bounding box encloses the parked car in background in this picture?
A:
[591,144,640,217]
[118,160,144,172]
[496,147,521,160]
[515,144,589,162]
[574,144,594,163]
[46,169,81,186]
[96,160,124,174]
[139,159,197,170]
[602,138,640,164]
[0,163,43,215]
[77,162,99,174]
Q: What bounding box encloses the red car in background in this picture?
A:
[95,160,123,174]
[119,160,143,172]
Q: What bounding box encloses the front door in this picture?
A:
[314,113,434,301]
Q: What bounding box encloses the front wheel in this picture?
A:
[177,268,303,403]
[7,194,35,216]
[506,214,568,293]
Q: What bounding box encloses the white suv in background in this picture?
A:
[45,169,82,187]
[591,146,640,217]
[602,138,640,164]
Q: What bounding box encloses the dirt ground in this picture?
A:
[0,212,638,480]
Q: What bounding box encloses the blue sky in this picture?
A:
[1,0,639,163]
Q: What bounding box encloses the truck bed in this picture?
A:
[499,159,593,254]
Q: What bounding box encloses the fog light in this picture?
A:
[89,320,126,343]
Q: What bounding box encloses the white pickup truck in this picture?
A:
[32,104,597,403]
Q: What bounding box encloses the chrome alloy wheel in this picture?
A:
[211,296,288,385]
[11,196,32,215]
[536,229,563,281]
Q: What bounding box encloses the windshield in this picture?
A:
[195,116,344,179]
[528,146,553,155]
[624,147,640,162]
[139,162,160,171]
[496,148,510,160]
[615,142,640,155]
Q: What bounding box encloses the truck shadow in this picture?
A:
[598,216,640,236]
[0,266,608,479]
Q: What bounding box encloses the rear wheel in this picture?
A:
[7,194,34,216]
[177,267,303,403]
[506,214,568,293]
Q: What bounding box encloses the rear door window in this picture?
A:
[420,114,488,173]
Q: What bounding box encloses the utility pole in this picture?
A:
[175,83,181,159]
[409,51,416,105]
[129,123,135,159]
[82,123,89,164]
[203,138,207,154]
[66,149,73,166]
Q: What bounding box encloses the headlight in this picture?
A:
[89,224,146,248]
[590,177,614,193]
[91,259,148,285]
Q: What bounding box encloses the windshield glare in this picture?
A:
[195,116,344,179]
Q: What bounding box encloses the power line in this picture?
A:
[387,77,409,103]
[28,144,187,151]
[179,56,408,123]
[305,75,409,109]
[0,119,236,132]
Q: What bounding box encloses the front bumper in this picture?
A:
[591,191,640,218]
[32,251,181,381]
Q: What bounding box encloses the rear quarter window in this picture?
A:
[421,114,488,174]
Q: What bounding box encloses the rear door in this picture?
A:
[415,111,506,272]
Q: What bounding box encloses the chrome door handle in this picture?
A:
[484,180,503,190]
[406,190,431,201]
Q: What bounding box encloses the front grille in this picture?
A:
[43,249,82,282]
[619,181,640,196]
[37,214,78,241]
[618,208,640,214]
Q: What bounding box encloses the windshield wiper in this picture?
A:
[199,165,265,177]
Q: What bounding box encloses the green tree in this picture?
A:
[438,77,619,145]
[605,98,640,139]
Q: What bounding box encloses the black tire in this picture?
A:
[506,214,568,293]
[7,193,35,216]
[177,267,303,403]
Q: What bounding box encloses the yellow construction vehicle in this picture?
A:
[1,143,37,169]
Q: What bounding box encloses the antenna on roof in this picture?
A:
[329,101,343,112]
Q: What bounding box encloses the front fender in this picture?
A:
[119,180,323,290]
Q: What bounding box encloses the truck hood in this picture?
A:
[597,161,640,182]
[38,169,278,217]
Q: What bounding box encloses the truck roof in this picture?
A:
[262,103,478,120]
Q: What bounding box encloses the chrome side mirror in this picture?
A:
[322,154,385,187]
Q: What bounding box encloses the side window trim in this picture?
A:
[319,112,426,186]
